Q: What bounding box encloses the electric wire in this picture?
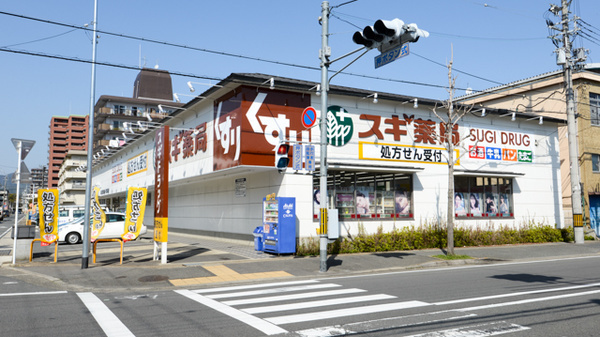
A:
[1,28,80,48]
[1,9,596,116]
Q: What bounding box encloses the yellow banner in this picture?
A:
[154,217,168,242]
[90,186,106,241]
[37,189,59,243]
[122,187,147,242]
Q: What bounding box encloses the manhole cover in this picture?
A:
[138,275,169,282]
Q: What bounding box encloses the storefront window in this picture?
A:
[336,171,355,220]
[314,171,413,221]
[355,173,374,218]
[455,176,513,218]
[394,175,412,218]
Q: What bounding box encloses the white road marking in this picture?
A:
[205,283,341,299]
[265,300,430,325]
[324,255,600,281]
[175,289,287,335]
[434,281,600,306]
[403,321,529,337]
[243,294,396,314]
[0,290,67,297]
[456,289,600,312]
[222,288,366,306]
[77,292,135,337]
[192,279,318,294]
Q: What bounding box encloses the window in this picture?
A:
[591,93,600,126]
[113,105,126,115]
[455,176,513,218]
[314,171,413,221]
[593,154,600,172]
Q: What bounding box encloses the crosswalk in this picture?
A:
[14,278,594,336]
[182,279,429,335]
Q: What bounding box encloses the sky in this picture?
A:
[0,0,599,176]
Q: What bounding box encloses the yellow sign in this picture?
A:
[127,151,148,177]
[37,189,59,243]
[154,217,168,242]
[91,186,107,242]
[122,187,147,242]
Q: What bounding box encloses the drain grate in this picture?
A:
[138,275,169,282]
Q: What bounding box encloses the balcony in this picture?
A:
[96,139,111,147]
[95,107,148,123]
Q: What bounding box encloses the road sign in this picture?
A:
[374,43,409,69]
[305,145,315,172]
[301,107,317,128]
[292,144,302,171]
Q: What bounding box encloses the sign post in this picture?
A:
[10,138,35,264]
[153,126,169,264]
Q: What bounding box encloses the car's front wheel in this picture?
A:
[66,232,81,244]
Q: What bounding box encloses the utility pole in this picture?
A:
[549,0,584,243]
[318,1,330,273]
[82,0,99,268]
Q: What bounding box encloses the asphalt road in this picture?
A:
[1,251,599,336]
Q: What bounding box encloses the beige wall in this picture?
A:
[461,71,600,227]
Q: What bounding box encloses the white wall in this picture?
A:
[92,88,564,241]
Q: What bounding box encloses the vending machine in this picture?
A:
[263,196,296,254]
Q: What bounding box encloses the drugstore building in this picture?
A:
[91,73,565,241]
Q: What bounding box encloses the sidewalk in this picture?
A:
[1,221,599,293]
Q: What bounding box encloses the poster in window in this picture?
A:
[356,190,371,215]
[394,189,410,215]
[468,193,482,217]
[454,192,466,216]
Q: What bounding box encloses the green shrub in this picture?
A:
[296,222,572,256]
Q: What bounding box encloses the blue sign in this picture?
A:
[374,43,409,69]
[486,147,502,160]
[293,144,302,171]
[305,145,315,172]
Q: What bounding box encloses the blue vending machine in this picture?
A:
[262,196,296,254]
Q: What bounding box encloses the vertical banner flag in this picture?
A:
[38,189,59,244]
[154,126,169,242]
[90,186,106,242]
[122,187,147,242]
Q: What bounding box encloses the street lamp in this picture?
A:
[10,138,35,265]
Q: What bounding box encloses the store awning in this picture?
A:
[323,162,425,173]
[453,169,525,178]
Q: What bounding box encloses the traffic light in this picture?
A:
[352,18,429,52]
[275,142,290,171]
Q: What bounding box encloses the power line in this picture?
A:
[0,47,222,82]
[1,28,80,48]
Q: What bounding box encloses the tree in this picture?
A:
[431,48,473,255]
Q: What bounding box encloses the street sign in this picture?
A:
[374,43,409,69]
[292,144,302,171]
[301,106,317,128]
[305,145,315,172]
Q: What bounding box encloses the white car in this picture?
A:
[58,212,147,244]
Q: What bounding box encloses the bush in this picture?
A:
[296,223,571,256]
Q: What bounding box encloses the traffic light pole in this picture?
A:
[319,1,330,273]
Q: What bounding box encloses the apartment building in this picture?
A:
[31,166,48,192]
[57,150,87,206]
[47,115,88,188]
[92,68,183,156]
